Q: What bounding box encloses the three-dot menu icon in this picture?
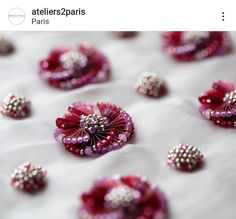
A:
[222,12,224,21]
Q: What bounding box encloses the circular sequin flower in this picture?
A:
[39,43,110,90]
[199,80,236,128]
[134,72,167,98]
[162,31,232,61]
[0,35,14,55]
[54,102,134,156]
[167,144,203,171]
[0,93,31,118]
[11,162,47,192]
[79,175,168,219]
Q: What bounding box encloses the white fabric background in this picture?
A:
[1,32,236,219]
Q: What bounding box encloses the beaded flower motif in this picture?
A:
[39,43,110,90]
[79,175,168,219]
[199,80,236,128]
[163,31,232,61]
[11,162,47,192]
[54,102,134,156]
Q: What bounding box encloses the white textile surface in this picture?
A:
[0,32,236,219]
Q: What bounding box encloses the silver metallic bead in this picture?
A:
[60,51,87,70]
[0,93,31,118]
[167,144,203,171]
[105,185,140,208]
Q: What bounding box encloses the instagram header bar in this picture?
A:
[0,0,234,30]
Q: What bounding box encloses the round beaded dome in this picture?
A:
[11,162,47,192]
[0,93,31,118]
[134,72,167,98]
[167,144,203,171]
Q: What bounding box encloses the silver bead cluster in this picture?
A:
[223,90,236,104]
[182,31,210,44]
[60,51,87,70]
[105,185,140,208]
[80,114,109,134]
[134,72,165,97]
[0,35,14,55]
[167,144,203,171]
[0,93,30,118]
[11,162,47,191]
